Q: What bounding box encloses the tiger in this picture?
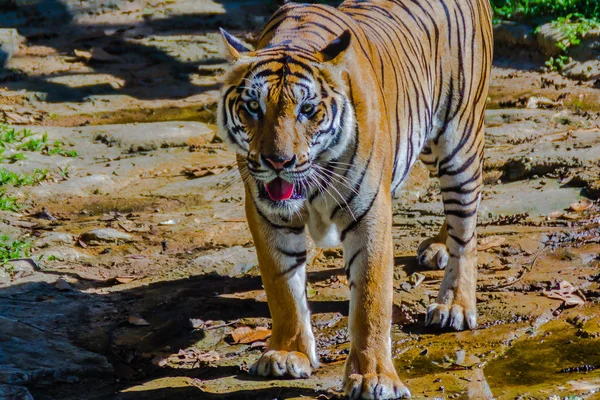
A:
[217,0,492,398]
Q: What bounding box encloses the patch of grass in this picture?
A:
[0,124,34,145]
[1,124,78,159]
[0,236,31,278]
[0,168,49,211]
[0,168,48,187]
[6,153,27,163]
[0,235,31,265]
[540,13,600,71]
[0,191,20,212]
[17,132,48,152]
[490,0,600,23]
[48,140,78,157]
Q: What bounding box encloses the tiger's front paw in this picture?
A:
[425,298,477,331]
[344,373,411,399]
[250,350,312,379]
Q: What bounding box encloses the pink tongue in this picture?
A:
[265,178,294,201]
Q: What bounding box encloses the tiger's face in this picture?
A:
[218,30,354,213]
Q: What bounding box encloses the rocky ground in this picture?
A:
[1,1,600,399]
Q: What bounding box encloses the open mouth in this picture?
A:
[262,177,304,201]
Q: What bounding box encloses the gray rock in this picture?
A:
[493,22,536,48]
[561,29,600,81]
[93,121,215,152]
[34,231,74,248]
[0,259,37,284]
[0,316,113,386]
[0,385,34,400]
[190,246,258,277]
[536,22,569,56]
[0,28,24,66]
[80,228,133,245]
[38,246,90,264]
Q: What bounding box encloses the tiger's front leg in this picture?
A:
[245,198,319,378]
[342,191,410,399]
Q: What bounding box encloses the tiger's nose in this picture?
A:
[261,154,297,171]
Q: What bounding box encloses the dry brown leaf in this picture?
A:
[478,236,506,251]
[155,348,219,367]
[569,199,593,212]
[128,314,150,326]
[548,211,564,219]
[74,49,92,61]
[3,111,30,124]
[188,136,207,151]
[562,212,580,220]
[115,276,136,284]
[542,280,585,307]
[231,326,271,344]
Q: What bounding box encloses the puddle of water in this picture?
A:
[484,321,600,397]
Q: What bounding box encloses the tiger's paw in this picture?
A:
[417,238,449,270]
[344,373,411,399]
[425,301,477,331]
[249,350,312,379]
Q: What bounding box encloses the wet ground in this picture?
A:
[1,1,600,399]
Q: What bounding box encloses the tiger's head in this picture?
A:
[217,29,355,213]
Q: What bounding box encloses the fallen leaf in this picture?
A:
[569,199,593,212]
[231,326,271,344]
[115,276,136,284]
[74,49,92,61]
[3,111,30,124]
[548,211,564,219]
[526,96,563,109]
[190,318,205,329]
[542,280,586,307]
[128,314,150,326]
[408,272,425,288]
[161,348,219,367]
[478,236,506,251]
[151,355,168,367]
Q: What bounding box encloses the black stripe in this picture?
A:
[277,248,307,258]
[448,232,475,247]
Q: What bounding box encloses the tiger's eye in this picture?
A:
[300,103,315,116]
[246,100,260,113]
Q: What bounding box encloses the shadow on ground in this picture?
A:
[1,266,350,399]
[0,0,284,103]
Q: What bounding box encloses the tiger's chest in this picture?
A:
[306,201,341,248]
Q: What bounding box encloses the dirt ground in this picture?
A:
[1,1,600,399]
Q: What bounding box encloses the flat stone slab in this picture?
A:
[80,228,133,245]
[190,246,258,277]
[0,316,113,386]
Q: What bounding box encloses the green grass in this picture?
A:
[0,124,78,161]
[490,0,600,23]
[0,168,49,211]
[0,192,20,212]
[0,235,31,278]
[0,125,34,145]
[491,1,599,71]
[0,168,48,187]
[0,236,31,265]
[0,125,76,211]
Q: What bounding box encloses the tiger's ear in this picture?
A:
[320,30,351,63]
[219,28,252,62]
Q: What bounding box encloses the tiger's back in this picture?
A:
[258,0,493,193]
